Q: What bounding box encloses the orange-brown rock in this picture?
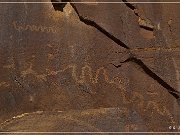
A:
[0,0,180,133]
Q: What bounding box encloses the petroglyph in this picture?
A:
[18,62,176,122]
[3,64,15,69]
[1,108,128,132]
[0,111,44,128]
[146,101,175,123]
[12,21,57,34]
[0,40,177,123]
[131,46,180,53]
[21,64,113,84]
[0,58,175,123]
[21,64,47,82]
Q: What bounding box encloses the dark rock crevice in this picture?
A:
[118,56,180,99]
[70,3,130,49]
[122,0,136,10]
[51,1,130,49]
[168,19,173,37]
[122,0,154,31]
[51,0,69,12]
[51,1,180,101]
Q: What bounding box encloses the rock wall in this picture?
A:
[0,0,180,133]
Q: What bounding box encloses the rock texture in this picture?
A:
[0,0,180,133]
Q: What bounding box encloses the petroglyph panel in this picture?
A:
[0,0,180,133]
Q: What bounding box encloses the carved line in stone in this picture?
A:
[12,21,57,34]
[0,62,176,124]
[0,108,128,132]
[20,64,114,84]
[19,63,176,123]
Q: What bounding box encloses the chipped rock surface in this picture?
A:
[0,0,180,133]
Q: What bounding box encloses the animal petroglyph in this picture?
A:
[18,63,176,123]
[21,64,114,84]
[0,56,176,124]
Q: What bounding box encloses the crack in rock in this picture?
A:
[70,2,130,49]
[168,18,173,36]
[51,1,180,100]
[52,1,130,49]
[122,0,154,31]
[120,56,180,100]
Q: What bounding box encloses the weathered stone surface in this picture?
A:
[0,108,147,133]
[73,0,180,95]
[0,0,180,133]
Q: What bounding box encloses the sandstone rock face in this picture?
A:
[0,0,180,133]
